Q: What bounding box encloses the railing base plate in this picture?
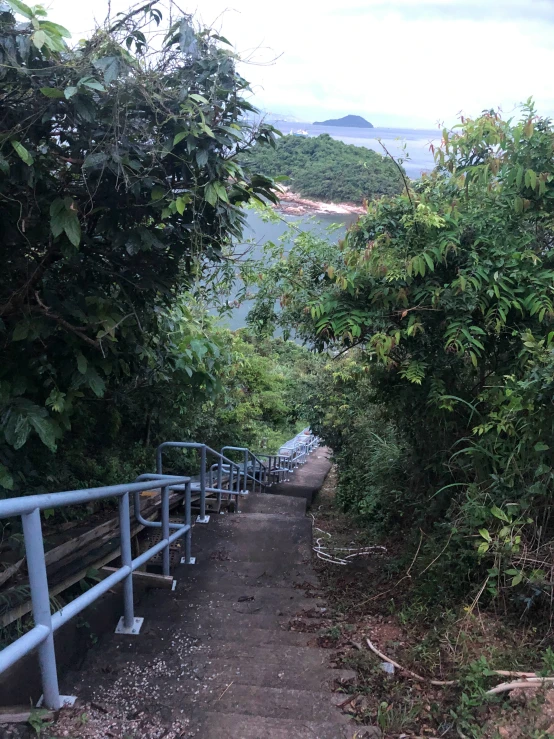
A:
[180,556,196,564]
[196,515,210,524]
[37,695,76,708]
[115,616,144,635]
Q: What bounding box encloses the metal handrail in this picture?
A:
[156,442,248,517]
[220,446,269,494]
[0,475,191,710]
[0,432,320,712]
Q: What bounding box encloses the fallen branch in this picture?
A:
[366,637,546,691]
[486,677,554,696]
[366,637,457,686]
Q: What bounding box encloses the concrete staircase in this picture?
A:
[62,448,356,738]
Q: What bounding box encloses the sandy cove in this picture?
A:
[275,187,366,216]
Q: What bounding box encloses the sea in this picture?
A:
[217,123,441,329]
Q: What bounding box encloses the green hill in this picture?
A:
[243,134,404,204]
[313,114,374,128]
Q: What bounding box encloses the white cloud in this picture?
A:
[46,0,554,128]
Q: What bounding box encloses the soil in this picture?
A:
[310,465,554,739]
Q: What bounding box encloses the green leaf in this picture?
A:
[479,528,492,542]
[12,322,29,341]
[63,210,81,246]
[151,187,165,201]
[491,505,509,522]
[0,464,14,491]
[32,30,46,49]
[29,414,57,451]
[189,93,208,104]
[11,140,33,166]
[93,56,120,84]
[176,195,190,215]
[86,368,105,397]
[39,20,71,38]
[40,87,65,98]
[534,442,550,452]
[214,182,229,202]
[511,573,523,587]
[204,183,217,206]
[77,353,88,374]
[64,86,78,99]
[173,131,188,146]
[6,0,33,19]
[82,79,105,92]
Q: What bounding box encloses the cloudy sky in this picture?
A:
[48,0,554,129]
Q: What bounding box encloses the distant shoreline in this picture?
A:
[275,187,365,217]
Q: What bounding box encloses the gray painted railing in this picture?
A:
[0,432,319,710]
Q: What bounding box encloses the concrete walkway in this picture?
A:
[58,447,355,738]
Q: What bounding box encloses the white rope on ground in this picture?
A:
[313,535,387,565]
[310,513,387,565]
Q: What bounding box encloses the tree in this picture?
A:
[253,104,554,611]
[0,0,278,478]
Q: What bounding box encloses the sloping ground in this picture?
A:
[36,448,362,738]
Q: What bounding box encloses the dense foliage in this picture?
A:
[0,0,280,491]
[252,105,554,617]
[243,133,404,204]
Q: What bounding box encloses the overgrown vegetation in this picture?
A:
[252,103,554,626]
[0,0,297,496]
[243,133,404,204]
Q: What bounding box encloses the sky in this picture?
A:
[44,0,554,129]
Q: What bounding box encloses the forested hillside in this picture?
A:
[243,133,404,203]
[0,0,315,498]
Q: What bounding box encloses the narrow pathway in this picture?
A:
[57,448,356,738]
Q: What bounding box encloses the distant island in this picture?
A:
[243,133,403,206]
[313,114,374,129]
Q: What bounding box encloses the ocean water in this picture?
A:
[217,209,354,330]
[270,121,440,179]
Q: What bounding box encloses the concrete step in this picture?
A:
[182,640,339,668]
[240,493,307,515]
[176,559,320,589]
[181,657,355,691]
[174,581,323,602]
[145,606,325,634]
[166,583,329,618]
[188,712,356,739]
[185,683,352,723]
[189,514,312,564]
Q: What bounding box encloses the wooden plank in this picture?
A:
[100,567,173,589]
[0,706,55,723]
[0,491,184,628]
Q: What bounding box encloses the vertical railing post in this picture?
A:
[21,509,61,710]
[217,457,223,492]
[235,463,241,512]
[161,484,170,577]
[197,445,209,523]
[243,450,248,493]
[119,492,134,629]
[185,480,192,564]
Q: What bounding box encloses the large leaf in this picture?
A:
[93,56,120,84]
[11,140,33,165]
